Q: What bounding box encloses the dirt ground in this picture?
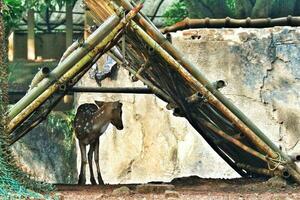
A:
[55,177,300,200]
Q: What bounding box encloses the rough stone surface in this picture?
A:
[112,186,131,196]
[173,27,300,155]
[265,176,288,188]
[136,184,175,193]
[11,120,78,184]
[165,190,180,198]
[76,27,300,184]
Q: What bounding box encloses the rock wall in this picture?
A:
[11,27,300,184]
[12,118,78,184]
[171,27,300,154]
[76,26,300,184]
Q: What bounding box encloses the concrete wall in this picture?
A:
[172,27,300,154]
[75,26,300,184]
[12,26,300,184]
[12,119,78,184]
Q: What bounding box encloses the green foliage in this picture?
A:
[163,0,188,26]
[46,110,76,184]
[163,0,298,26]
[3,0,76,31]
[226,0,236,11]
[2,0,23,31]
[47,110,76,151]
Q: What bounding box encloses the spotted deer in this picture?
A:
[74,100,123,185]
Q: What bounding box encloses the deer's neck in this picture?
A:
[91,106,111,134]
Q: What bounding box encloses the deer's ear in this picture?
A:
[95,100,105,108]
[116,100,122,107]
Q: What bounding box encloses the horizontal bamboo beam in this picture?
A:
[161,16,300,33]
[9,87,153,96]
[70,87,152,93]
[8,87,153,104]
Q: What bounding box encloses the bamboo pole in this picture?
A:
[9,96,61,145]
[161,16,300,34]
[236,163,282,177]
[9,56,95,145]
[70,87,152,94]
[199,119,267,162]
[8,14,121,120]
[9,87,153,95]
[59,40,80,65]
[28,67,51,91]
[289,154,300,162]
[7,4,143,134]
[114,0,289,162]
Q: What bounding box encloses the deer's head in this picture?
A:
[95,100,124,130]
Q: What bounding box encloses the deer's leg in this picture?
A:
[78,142,87,185]
[95,139,104,185]
[88,142,97,185]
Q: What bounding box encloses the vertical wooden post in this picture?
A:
[27,9,35,60]
[8,32,14,62]
[66,3,73,48]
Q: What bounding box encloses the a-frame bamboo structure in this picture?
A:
[7,0,300,183]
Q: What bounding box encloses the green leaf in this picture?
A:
[163,0,188,26]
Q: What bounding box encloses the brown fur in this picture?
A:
[74,101,123,185]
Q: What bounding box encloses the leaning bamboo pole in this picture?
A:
[199,118,267,162]
[7,4,143,134]
[161,16,300,33]
[236,163,283,178]
[112,0,291,163]
[8,14,121,120]
[128,20,300,183]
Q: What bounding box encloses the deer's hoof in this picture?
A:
[98,176,104,185]
[78,175,86,185]
[91,178,97,185]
